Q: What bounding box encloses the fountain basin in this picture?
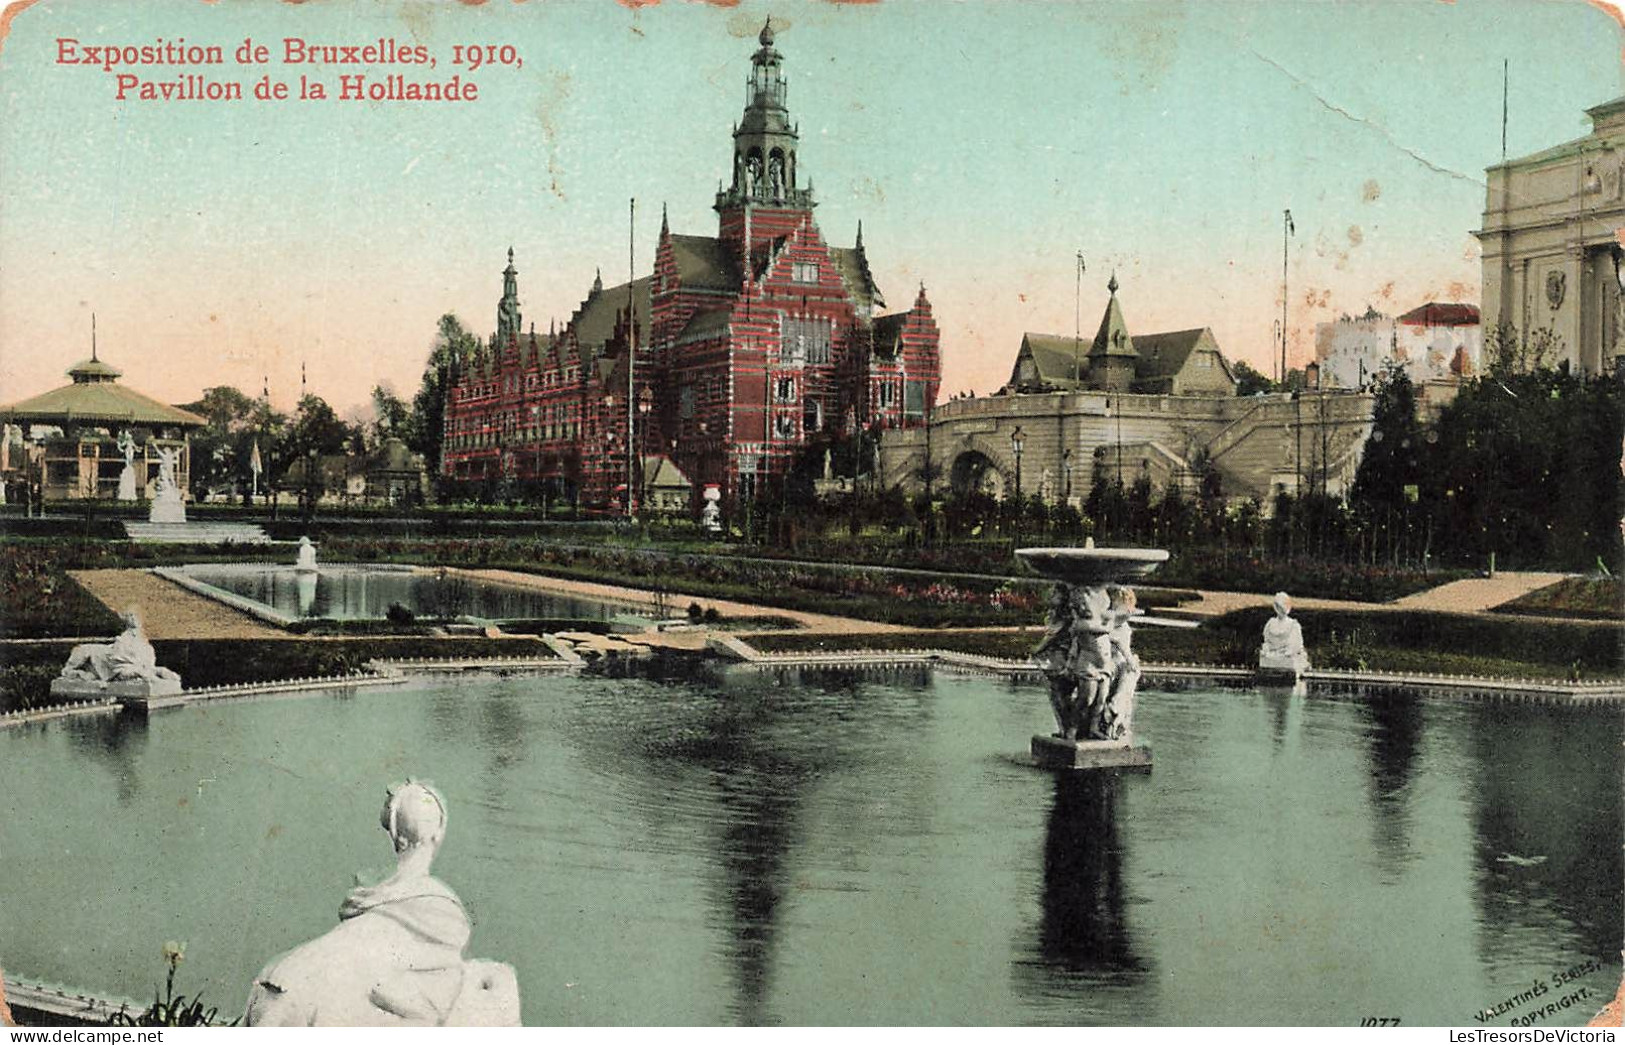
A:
[1015,546,1169,585]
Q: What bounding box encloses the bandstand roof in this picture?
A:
[1,360,206,429]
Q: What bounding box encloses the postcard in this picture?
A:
[0,0,1621,1030]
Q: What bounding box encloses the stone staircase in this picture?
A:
[122,521,272,544]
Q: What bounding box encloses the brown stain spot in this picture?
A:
[1301,287,1332,309]
[1445,280,1472,301]
[209,314,219,323]
[178,796,190,809]
[1377,280,1396,300]
[0,0,42,53]
[536,72,573,200]
[1585,0,1625,31]
[727,10,790,35]
[266,824,285,840]
[1017,293,1028,303]
[1346,225,1363,247]
[1361,179,1382,203]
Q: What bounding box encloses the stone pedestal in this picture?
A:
[1031,733,1152,771]
[149,489,185,524]
[50,675,182,701]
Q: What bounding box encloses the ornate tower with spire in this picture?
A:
[497,247,523,343]
[1088,273,1140,393]
[716,19,814,258]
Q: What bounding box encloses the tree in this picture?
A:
[1233,360,1276,397]
[369,384,412,449]
[1349,362,1424,563]
[282,394,354,462]
[181,386,281,499]
[1484,323,1564,377]
[409,314,479,484]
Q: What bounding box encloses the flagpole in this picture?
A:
[1281,209,1294,384]
[1074,252,1084,383]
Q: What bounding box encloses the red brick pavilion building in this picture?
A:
[440,22,942,513]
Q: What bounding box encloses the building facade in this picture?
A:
[1477,95,1625,376]
[1314,302,1481,389]
[880,279,1375,508]
[441,23,942,512]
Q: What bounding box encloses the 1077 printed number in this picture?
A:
[1359,1017,1403,1026]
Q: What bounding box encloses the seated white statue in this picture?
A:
[60,610,179,685]
[244,782,520,1027]
[1259,591,1310,674]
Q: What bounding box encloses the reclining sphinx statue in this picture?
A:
[53,609,181,697]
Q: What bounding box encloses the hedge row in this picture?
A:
[0,636,553,713]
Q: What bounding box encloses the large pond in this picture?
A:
[175,564,641,623]
[0,670,1618,1026]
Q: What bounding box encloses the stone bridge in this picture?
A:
[878,388,1375,507]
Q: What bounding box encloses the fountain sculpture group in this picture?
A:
[244,782,521,1027]
[1019,544,1167,770]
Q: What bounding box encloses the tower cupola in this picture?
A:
[716,18,813,212]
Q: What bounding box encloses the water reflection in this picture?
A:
[1467,703,1623,968]
[182,564,629,622]
[61,712,149,804]
[1013,772,1148,1014]
[1355,695,1424,875]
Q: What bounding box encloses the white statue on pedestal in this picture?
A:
[701,484,723,534]
[244,782,521,1027]
[116,430,138,501]
[54,610,182,697]
[149,445,186,523]
[1259,591,1310,675]
[295,536,319,573]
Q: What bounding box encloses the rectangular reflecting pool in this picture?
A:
[0,669,1617,1026]
[173,563,643,623]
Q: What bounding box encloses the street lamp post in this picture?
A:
[1010,425,1025,546]
[636,385,653,524]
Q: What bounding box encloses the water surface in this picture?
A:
[0,670,1617,1026]
[178,564,637,622]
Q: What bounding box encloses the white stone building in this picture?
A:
[1476,95,1625,376]
[1314,303,1481,389]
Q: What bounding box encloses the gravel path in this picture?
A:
[69,569,284,640]
[1171,571,1572,619]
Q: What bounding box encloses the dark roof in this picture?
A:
[1396,302,1479,327]
[668,235,740,291]
[1019,333,1089,385]
[1132,328,1209,382]
[678,309,731,344]
[829,246,885,313]
[572,275,653,350]
[1089,294,1137,359]
[871,313,908,360]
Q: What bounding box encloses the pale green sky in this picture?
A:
[1,0,1619,414]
